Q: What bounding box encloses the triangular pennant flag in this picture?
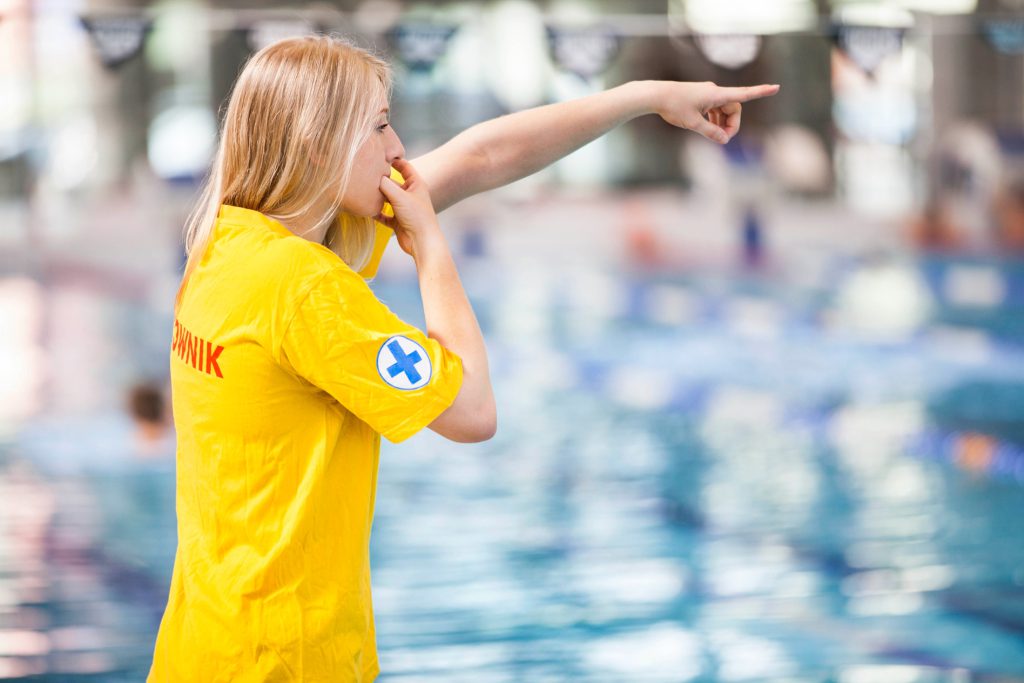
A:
[545,24,621,81]
[388,23,458,73]
[79,14,153,70]
[980,18,1024,55]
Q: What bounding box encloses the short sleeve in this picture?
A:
[277,266,463,443]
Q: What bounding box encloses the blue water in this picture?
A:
[3,251,1024,681]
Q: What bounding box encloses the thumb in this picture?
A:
[692,117,728,144]
[379,174,404,201]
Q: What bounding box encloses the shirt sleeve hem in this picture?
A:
[380,353,464,444]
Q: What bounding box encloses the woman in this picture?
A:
[148,28,781,680]
[149,35,494,681]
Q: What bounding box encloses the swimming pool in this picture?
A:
[3,247,1024,681]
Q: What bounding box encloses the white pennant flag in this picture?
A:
[835,24,905,76]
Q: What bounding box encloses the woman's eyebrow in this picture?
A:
[379,107,389,113]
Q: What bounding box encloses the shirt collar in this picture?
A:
[217,204,294,238]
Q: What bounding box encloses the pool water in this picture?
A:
[2,250,1024,681]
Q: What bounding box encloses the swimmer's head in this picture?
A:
[176,34,398,312]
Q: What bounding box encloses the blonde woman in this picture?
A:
[149,33,778,682]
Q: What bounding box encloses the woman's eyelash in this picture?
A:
[377,122,390,132]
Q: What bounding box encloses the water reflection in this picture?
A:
[3,242,1024,680]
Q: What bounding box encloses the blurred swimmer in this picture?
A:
[125,378,173,460]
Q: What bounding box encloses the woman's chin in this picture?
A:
[370,198,388,219]
[338,197,382,219]
[350,198,387,220]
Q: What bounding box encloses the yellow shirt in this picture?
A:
[148,203,463,682]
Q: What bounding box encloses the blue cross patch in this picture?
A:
[376,335,432,390]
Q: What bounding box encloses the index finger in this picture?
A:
[711,83,780,106]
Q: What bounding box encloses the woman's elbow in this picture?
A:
[478,406,498,442]
[459,383,497,442]
[429,394,497,443]
[463,403,497,443]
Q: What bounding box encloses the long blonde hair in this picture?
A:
[173,34,392,314]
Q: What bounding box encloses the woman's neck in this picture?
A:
[269,195,336,244]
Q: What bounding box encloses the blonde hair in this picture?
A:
[173,34,392,314]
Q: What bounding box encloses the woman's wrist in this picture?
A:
[629,79,665,118]
[410,223,449,264]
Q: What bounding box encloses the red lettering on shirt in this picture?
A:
[205,340,224,378]
[171,318,226,379]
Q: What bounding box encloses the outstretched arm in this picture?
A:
[410,79,781,214]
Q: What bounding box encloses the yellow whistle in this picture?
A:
[380,166,405,219]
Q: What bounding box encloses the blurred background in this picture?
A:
[3,0,1024,680]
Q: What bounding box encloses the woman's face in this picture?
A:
[341,104,405,218]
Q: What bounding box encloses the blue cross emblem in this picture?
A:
[386,340,422,384]
[376,335,431,390]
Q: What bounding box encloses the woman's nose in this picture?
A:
[387,129,405,163]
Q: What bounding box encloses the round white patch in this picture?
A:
[376,335,432,391]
